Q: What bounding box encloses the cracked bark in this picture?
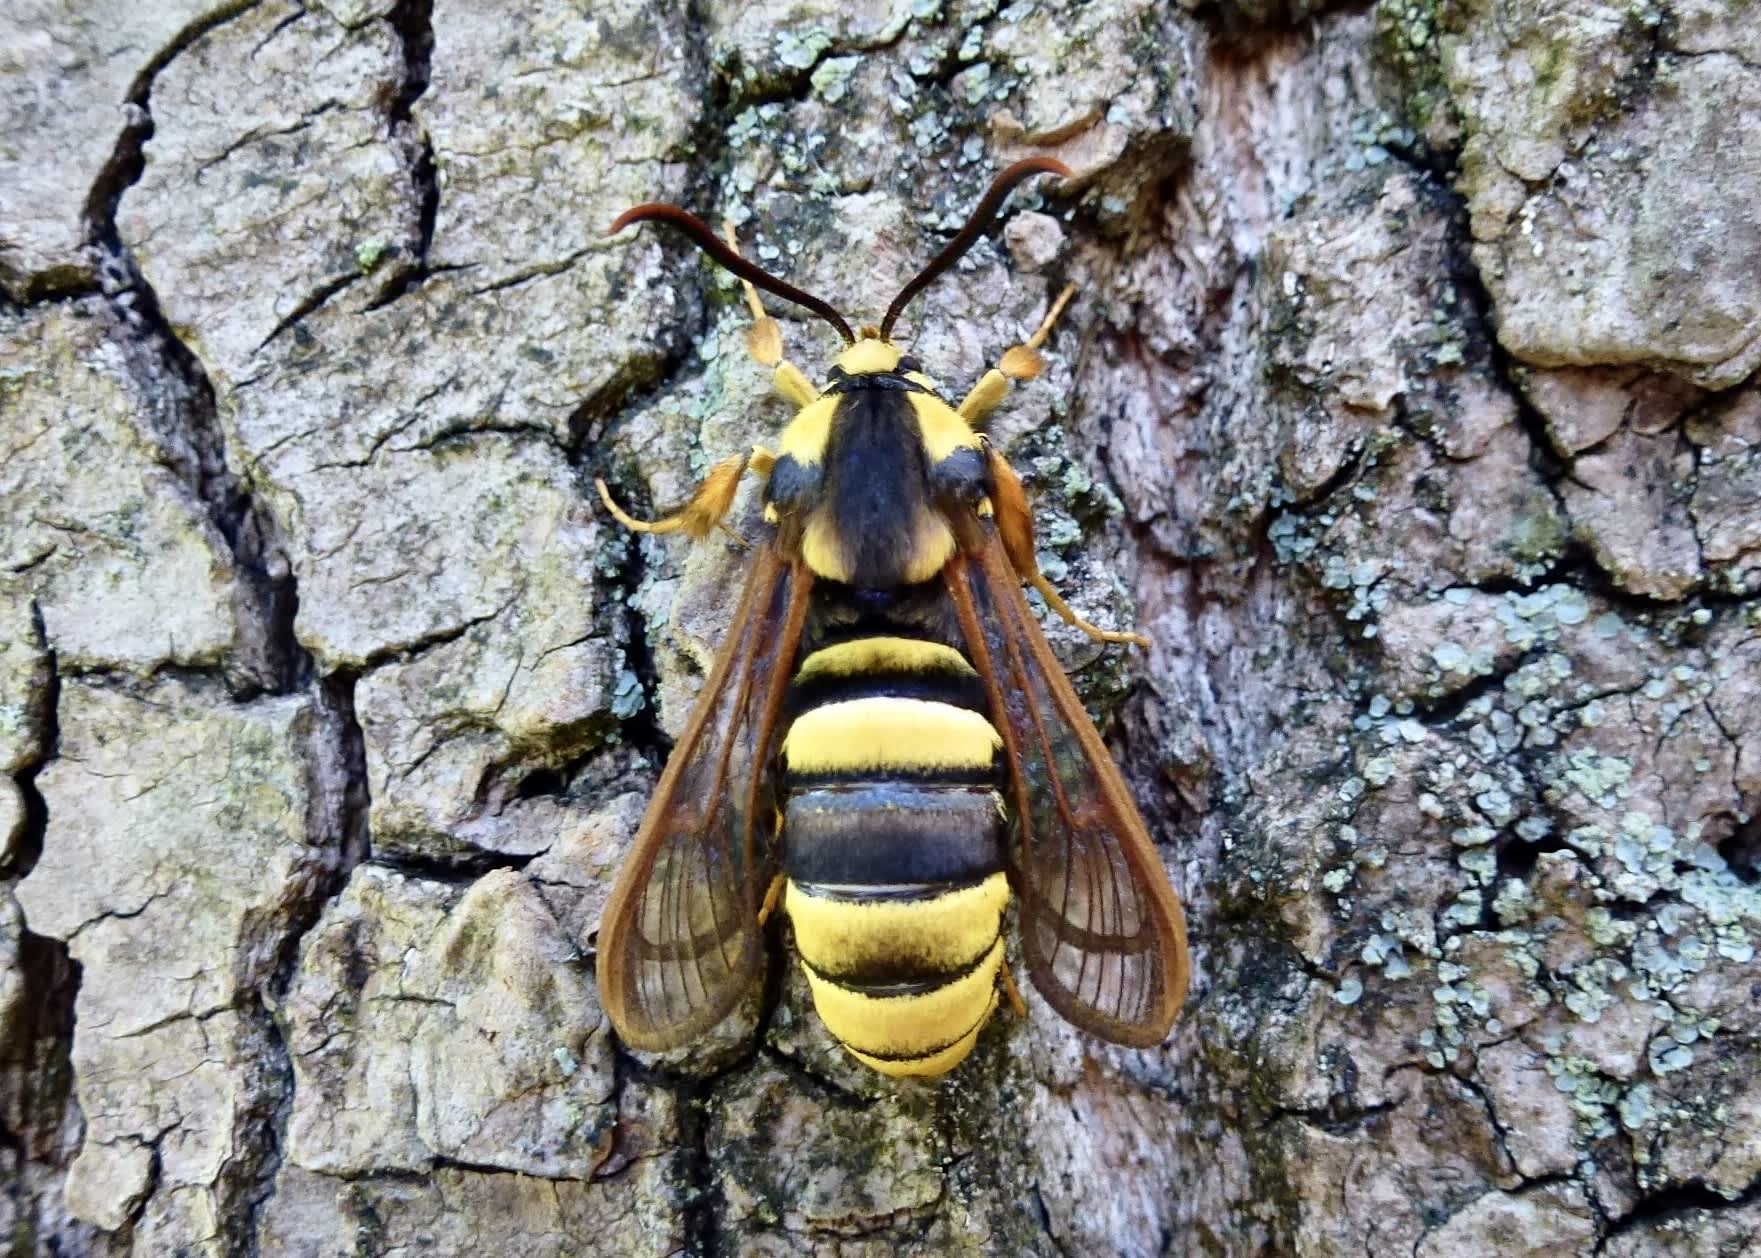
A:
[4,0,1761,1255]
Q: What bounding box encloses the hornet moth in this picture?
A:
[595,158,1189,1077]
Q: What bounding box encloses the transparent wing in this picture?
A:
[597,545,811,1049]
[946,528,1189,1046]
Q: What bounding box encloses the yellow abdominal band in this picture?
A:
[781,696,1000,774]
[795,637,976,681]
[787,874,1010,1077]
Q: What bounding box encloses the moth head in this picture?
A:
[835,333,902,377]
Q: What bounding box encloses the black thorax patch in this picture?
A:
[823,389,934,588]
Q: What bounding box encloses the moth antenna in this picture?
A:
[609,203,855,345]
[879,157,1073,340]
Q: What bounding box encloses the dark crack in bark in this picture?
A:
[365,0,440,310]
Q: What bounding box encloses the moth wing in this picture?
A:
[946,527,1190,1046]
[596,545,811,1050]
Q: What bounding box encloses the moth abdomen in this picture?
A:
[778,630,1011,1077]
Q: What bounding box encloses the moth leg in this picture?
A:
[985,443,1151,649]
[957,282,1077,425]
[756,872,786,928]
[1029,571,1151,648]
[597,444,775,541]
[1000,958,1029,1019]
[723,219,819,409]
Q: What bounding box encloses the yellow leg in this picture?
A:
[957,370,1009,424]
[958,283,1078,424]
[722,220,819,409]
[597,477,687,535]
[1032,571,1150,648]
[596,445,775,541]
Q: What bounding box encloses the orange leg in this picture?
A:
[1000,960,1029,1018]
[1029,572,1151,649]
[757,873,786,928]
[985,444,1150,649]
[596,446,775,542]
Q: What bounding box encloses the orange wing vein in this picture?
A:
[597,545,812,1049]
[946,526,1189,1046]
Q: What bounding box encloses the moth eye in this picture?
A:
[897,356,923,373]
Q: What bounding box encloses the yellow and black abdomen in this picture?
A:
[778,636,1010,1077]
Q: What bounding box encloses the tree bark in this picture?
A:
[3,0,1759,1254]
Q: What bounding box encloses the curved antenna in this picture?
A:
[879,157,1073,340]
[609,203,855,345]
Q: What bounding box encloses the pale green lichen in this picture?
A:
[1362,933,1413,978]
[1618,1082,1653,1131]
[1492,878,1537,924]
[1503,936,1543,979]
[1470,776,1516,825]
[1545,1055,1622,1138]
[1509,508,1569,566]
[0,702,28,742]
[1562,958,1629,1022]
[809,55,861,103]
[1556,749,1633,810]
[611,668,645,720]
[1452,824,1497,848]
[1432,641,1469,671]
[1459,847,1496,883]
[775,29,831,71]
[1584,907,1636,948]
[1647,1036,1695,1074]
[1514,814,1551,842]
[1439,889,1483,928]
[957,62,992,104]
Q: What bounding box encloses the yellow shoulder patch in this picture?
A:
[778,394,839,466]
[800,511,850,583]
[901,512,957,584]
[908,393,981,465]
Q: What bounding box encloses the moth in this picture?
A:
[595,158,1189,1076]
